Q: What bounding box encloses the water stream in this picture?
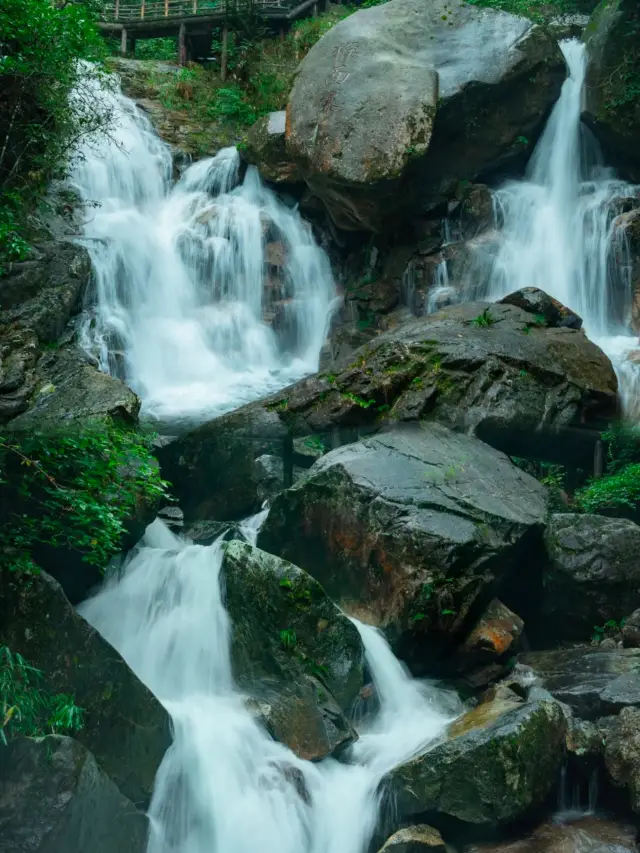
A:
[81,518,458,853]
[70,79,336,425]
[438,40,640,416]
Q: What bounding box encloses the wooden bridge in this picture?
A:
[98,0,328,64]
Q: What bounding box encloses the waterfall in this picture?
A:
[439,40,640,416]
[70,78,336,425]
[80,518,458,853]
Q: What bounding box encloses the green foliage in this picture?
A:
[471,308,495,328]
[279,628,297,650]
[591,619,625,645]
[575,463,640,514]
[0,425,170,573]
[1,645,82,745]
[465,0,589,23]
[341,391,376,409]
[303,435,327,454]
[0,0,111,265]
[136,37,177,60]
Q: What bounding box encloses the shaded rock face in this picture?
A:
[378,826,446,853]
[542,514,640,643]
[0,735,148,853]
[286,0,564,230]
[614,209,640,333]
[258,424,547,649]
[467,815,638,853]
[584,0,640,180]
[604,706,640,812]
[0,569,171,808]
[386,697,566,825]
[518,647,640,720]
[622,608,640,647]
[244,112,302,184]
[456,598,524,672]
[222,541,364,760]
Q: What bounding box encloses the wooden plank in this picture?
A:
[140,0,145,17]
[178,21,188,64]
[164,0,168,14]
[220,24,228,81]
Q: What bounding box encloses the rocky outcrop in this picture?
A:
[584,0,640,180]
[613,208,640,333]
[0,568,171,807]
[467,815,639,853]
[258,424,547,650]
[518,646,640,719]
[222,541,364,760]
[160,291,616,521]
[244,112,302,184]
[377,826,446,853]
[542,514,640,642]
[285,0,564,230]
[622,609,640,647]
[386,696,566,824]
[0,735,148,853]
[455,599,524,673]
[603,706,640,812]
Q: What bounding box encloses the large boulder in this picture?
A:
[161,291,616,521]
[603,706,640,812]
[0,568,171,808]
[0,735,148,853]
[285,0,564,230]
[258,424,547,651]
[386,696,566,824]
[584,0,640,179]
[244,112,302,184]
[542,514,640,643]
[518,647,640,720]
[222,540,364,760]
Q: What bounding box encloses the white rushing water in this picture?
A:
[70,80,336,424]
[81,518,458,853]
[435,40,640,416]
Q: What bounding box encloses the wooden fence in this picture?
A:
[104,0,290,21]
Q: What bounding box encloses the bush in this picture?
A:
[0,425,170,574]
[1,645,82,745]
[135,37,177,60]
[575,463,640,514]
[0,0,110,263]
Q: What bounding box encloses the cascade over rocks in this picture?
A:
[285,0,565,230]
[0,735,148,853]
[386,696,566,825]
[222,540,364,760]
[584,0,640,180]
[542,514,640,642]
[0,568,171,808]
[257,424,547,650]
[159,291,616,522]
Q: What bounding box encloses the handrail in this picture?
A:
[102,0,292,21]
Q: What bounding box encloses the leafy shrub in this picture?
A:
[575,463,640,514]
[0,425,170,574]
[136,37,178,60]
[1,645,82,745]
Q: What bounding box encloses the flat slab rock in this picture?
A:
[258,423,547,646]
[518,646,640,720]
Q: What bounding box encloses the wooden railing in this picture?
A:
[104,0,289,21]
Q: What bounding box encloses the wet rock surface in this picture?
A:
[222,540,364,760]
[378,826,446,853]
[245,112,302,184]
[286,0,564,230]
[0,735,148,853]
[518,647,640,719]
[603,705,640,812]
[542,514,640,642]
[455,599,524,672]
[387,697,566,824]
[0,568,171,807]
[258,423,547,647]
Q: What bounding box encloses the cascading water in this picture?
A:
[81,518,459,853]
[70,78,336,425]
[431,40,640,415]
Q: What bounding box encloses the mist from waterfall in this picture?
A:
[70,78,336,425]
[81,518,459,853]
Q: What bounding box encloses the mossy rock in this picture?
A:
[386,698,567,824]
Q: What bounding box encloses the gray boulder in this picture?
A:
[244,111,302,184]
[604,706,640,812]
[622,608,640,647]
[222,541,364,760]
[519,646,640,719]
[386,697,566,824]
[542,514,640,642]
[258,424,547,649]
[286,0,564,230]
[0,568,171,808]
[0,735,148,853]
[377,826,446,853]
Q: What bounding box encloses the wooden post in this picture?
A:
[192,0,197,12]
[594,439,604,479]
[283,434,293,488]
[115,0,120,18]
[120,27,129,55]
[164,0,168,15]
[312,0,318,14]
[140,0,145,17]
[178,22,188,65]
[220,24,229,81]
